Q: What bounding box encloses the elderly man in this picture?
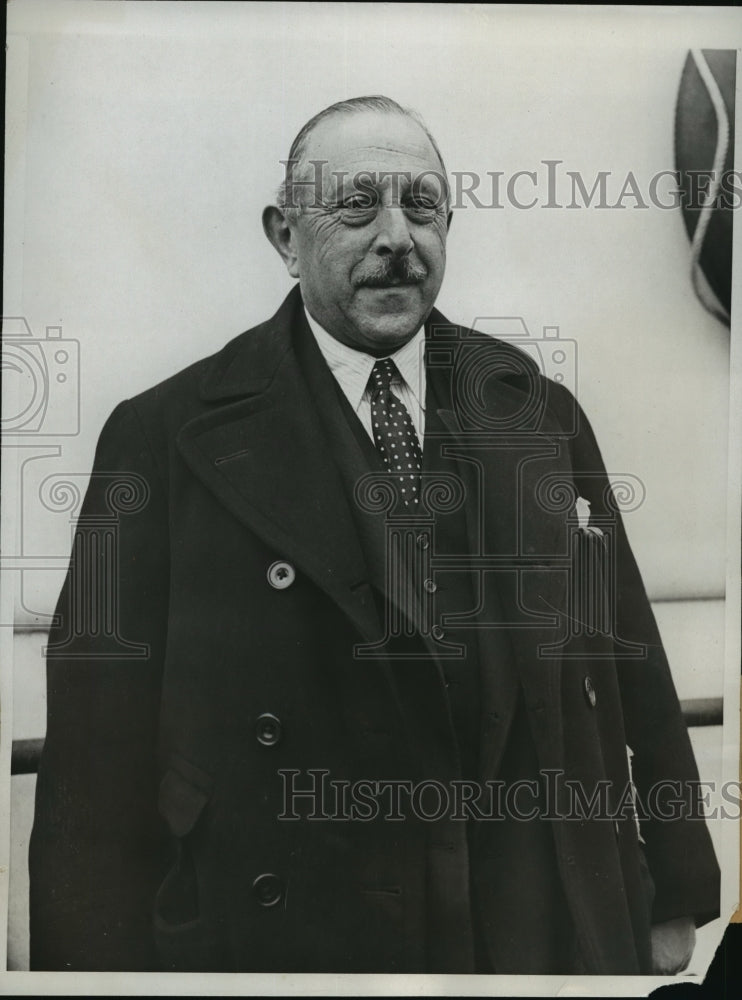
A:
[30,96,719,975]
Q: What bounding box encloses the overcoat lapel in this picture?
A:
[289,309,420,650]
[432,370,572,775]
[176,288,380,646]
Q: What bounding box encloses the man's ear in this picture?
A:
[262,206,300,278]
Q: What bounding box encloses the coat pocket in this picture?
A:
[154,755,218,969]
[158,754,214,838]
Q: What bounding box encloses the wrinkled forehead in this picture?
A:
[302,111,445,196]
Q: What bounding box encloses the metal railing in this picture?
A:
[9,698,723,776]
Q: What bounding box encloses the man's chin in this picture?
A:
[351,297,428,351]
[354,316,424,353]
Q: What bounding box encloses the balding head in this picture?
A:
[277,96,449,215]
[263,98,452,355]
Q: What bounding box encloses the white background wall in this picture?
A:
[3,0,740,984]
[4,2,735,620]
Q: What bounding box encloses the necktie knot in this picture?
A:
[369,358,398,394]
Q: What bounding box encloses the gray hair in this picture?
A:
[276,95,449,216]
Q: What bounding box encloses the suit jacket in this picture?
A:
[29,285,720,973]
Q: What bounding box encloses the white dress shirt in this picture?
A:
[304,308,427,445]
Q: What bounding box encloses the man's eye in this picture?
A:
[337,198,378,226]
[403,198,439,220]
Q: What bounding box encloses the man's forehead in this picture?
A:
[303,110,441,176]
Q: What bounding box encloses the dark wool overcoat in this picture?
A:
[29,286,720,973]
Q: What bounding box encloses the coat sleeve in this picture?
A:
[547,379,721,928]
[29,399,171,970]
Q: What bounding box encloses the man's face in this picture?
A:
[283,111,450,355]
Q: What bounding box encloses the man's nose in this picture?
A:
[372,205,414,257]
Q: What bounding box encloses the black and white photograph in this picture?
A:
[2,2,740,995]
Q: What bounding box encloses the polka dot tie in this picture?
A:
[368,358,423,508]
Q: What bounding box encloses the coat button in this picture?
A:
[267,561,295,589]
[252,873,283,907]
[256,712,282,746]
[583,675,597,708]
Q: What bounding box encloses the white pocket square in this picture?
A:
[575,495,604,537]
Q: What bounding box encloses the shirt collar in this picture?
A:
[304,307,425,414]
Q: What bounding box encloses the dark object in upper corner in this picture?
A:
[675,49,736,324]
